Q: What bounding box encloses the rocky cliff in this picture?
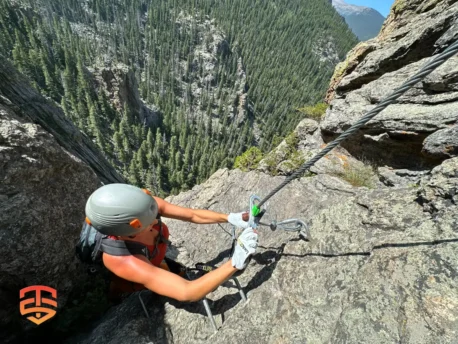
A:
[65,158,458,344]
[0,58,125,184]
[62,1,458,343]
[0,57,124,343]
[90,62,160,127]
[324,0,458,171]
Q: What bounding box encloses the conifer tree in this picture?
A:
[0,0,357,197]
[128,158,141,186]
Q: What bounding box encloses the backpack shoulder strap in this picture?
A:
[91,231,105,261]
[156,214,171,245]
[100,213,168,260]
[100,237,151,260]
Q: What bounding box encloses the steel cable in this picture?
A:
[258,39,458,207]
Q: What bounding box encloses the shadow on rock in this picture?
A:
[167,244,286,323]
[61,291,171,344]
[245,243,286,292]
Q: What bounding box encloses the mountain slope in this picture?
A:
[0,0,358,197]
[332,0,385,40]
[0,56,117,343]
[2,0,458,342]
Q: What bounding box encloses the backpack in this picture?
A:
[75,215,168,274]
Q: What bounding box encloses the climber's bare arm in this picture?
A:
[103,253,236,302]
[154,196,228,224]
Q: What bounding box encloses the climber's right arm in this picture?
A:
[103,253,237,302]
[102,227,258,302]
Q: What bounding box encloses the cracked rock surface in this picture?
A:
[323,0,458,169]
[70,158,458,344]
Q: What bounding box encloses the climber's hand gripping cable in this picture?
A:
[228,211,250,229]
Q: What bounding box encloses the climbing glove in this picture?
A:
[228,212,250,229]
[231,227,258,270]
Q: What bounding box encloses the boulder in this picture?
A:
[422,125,458,159]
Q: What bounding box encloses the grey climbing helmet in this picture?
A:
[85,183,158,236]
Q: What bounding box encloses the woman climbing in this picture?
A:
[84,183,258,302]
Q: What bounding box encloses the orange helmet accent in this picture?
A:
[129,218,142,229]
[85,217,92,225]
[142,189,152,196]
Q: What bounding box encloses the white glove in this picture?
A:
[231,227,258,270]
[228,212,250,229]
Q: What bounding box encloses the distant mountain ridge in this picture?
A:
[332,0,385,41]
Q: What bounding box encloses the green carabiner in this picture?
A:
[251,205,261,217]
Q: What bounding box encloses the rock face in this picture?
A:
[73,12,250,130]
[332,0,385,41]
[175,14,249,126]
[257,118,378,187]
[312,38,342,66]
[323,0,458,169]
[67,157,458,344]
[62,3,458,342]
[91,63,160,127]
[422,125,458,159]
[0,58,124,342]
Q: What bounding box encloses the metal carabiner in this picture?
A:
[278,218,310,240]
[248,195,262,228]
[276,219,306,232]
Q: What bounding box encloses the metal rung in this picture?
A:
[137,267,249,332]
[138,290,150,318]
[202,298,218,332]
[233,277,247,302]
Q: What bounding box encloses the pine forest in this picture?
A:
[0,0,358,196]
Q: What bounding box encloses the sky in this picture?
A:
[344,0,395,17]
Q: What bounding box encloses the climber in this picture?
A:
[84,183,258,302]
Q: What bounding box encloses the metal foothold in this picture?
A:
[202,298,218,332]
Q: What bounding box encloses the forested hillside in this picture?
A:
[0,0,357,196]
